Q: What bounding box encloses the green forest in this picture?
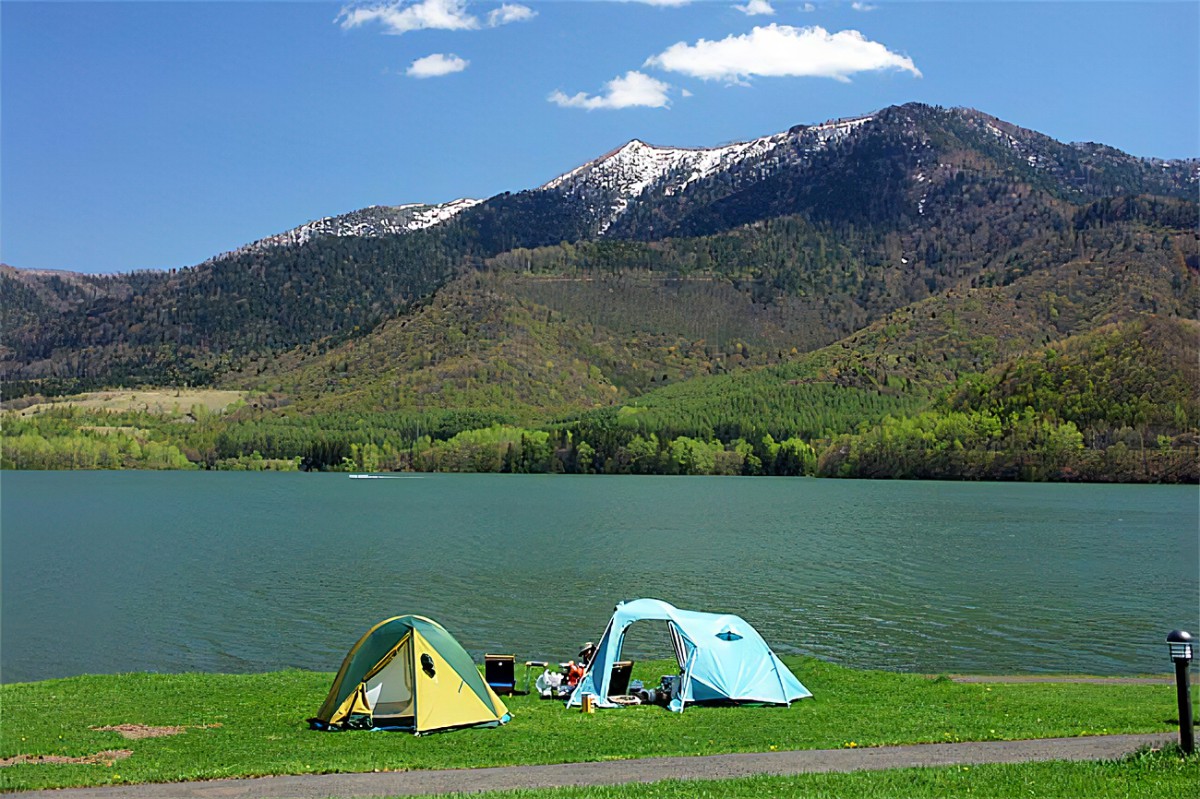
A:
[4,315,1195,482]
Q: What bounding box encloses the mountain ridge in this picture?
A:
[536,114,875,234]
[200,198,483,264]
[2,103,1196,440]
[5,103,1192,278]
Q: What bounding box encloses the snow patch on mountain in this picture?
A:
[542,114,873,232]
[407,198,483,229]
[206,199,481,263]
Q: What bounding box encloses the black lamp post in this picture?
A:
[1166,629,1194,754]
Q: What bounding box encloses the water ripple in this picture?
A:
[2,473,1196,682]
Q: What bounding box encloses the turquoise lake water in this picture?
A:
[2,471,1196,683]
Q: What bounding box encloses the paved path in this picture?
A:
[11,734,1175,799]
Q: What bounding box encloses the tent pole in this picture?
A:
[768,657,790,706]
[571,617,615,707]
[677,649,697,713]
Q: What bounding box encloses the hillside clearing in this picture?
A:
[12,389,248,418]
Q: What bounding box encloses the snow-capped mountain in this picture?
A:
[199,105,1196,266]
[538,105,1198,241]
[540,115,873,234]
[206,198,481,263]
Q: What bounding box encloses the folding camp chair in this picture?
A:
[524,660,549,694]
[484,654,516,695]
[608,660,634,697]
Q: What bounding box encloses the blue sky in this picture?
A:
[3,1,1197,274]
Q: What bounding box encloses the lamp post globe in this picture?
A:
[1167,629,1194,663]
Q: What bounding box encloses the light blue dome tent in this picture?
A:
[567,598,812,712]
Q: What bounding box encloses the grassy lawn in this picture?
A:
[0,657,1192,793]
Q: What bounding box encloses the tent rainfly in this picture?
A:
[568,598,812,712]
[310,615,510,735]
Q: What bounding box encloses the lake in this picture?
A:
[1,471,1196,684]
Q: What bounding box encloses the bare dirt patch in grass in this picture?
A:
[92,724,185,739]
[0,723,225,767]
[91,723,223,739]
[0,750,132,767]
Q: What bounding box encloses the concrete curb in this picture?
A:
[8,734,1176,799]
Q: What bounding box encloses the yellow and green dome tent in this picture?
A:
[310,615,510,735]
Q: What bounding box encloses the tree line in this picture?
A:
[5,403,1193,483]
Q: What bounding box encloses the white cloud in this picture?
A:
[338,0,535,35]
[487,3,536,27]
[852,2,877,11]
[407,52,469,77]
[338,0,477,34]
[645,24,921,84]
[549,70,672,111]
[735,0,775,16]
[801,2,816,10]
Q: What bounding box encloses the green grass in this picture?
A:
[0,658,1190,792]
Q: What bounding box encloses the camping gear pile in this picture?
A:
[309,598,811,734]
[530,641,600,699]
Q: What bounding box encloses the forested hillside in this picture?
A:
[3,104,1196,481]
[824,316,1199,483]
[1,226,475,394]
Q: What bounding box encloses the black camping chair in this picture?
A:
[484,654,516,695]
[608,660,634,697]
